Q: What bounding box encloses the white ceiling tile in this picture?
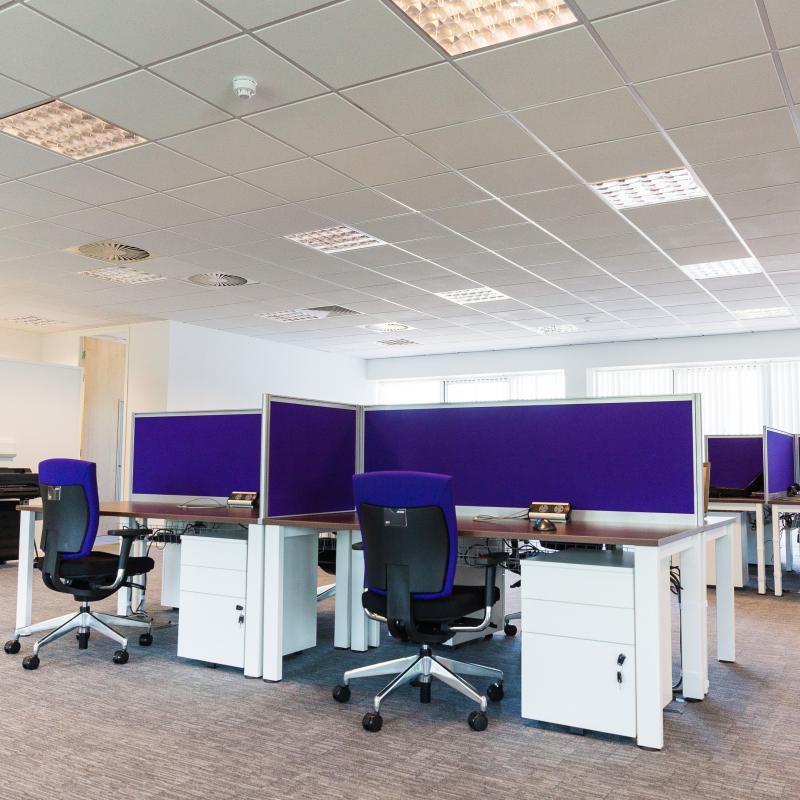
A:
[400,235,483,260]
[29,0,238,65]
[339,244,418,268]
[233,236,324,262]
[232,204,332,235]
[595,0,768,82]
[764,0,800,48]
[106,193,217,226]
[0,181,88,217]
[516,88,656,151]
[666,241,750,265]
[343,64,497,134]
[89,143,224,191]
[245,94,393,155]
[748,233,800,257]
[623,198,724,231]
[695,149,800,195]
[495,241,578,266]
[559,133,679,182]
[168,177,283,214]
[647,221,737,250]
[669,108,798,165]
[468,224,554,250]
[168,218,270,247]
[507,185,609,221]
[458,27,622,110]
[318,138,443,185]
[0,234,56,262]
[64,71,230,139]
[239,159,359,201]
[0,211,36,231]
[545,211,637,241]
[410,116,543,170]
[635,55,785,128]
[0,132,72,178]
[0,5,133,95]
[357,214,448,242]
[379,172,490,211]
[427,201,523,234]
[463,155,578,197]
[575,0,662,19]
[256,0,441,89]
[204,0,328,28]
[781,47,800,100]
[48,206,156,237]
[115,229,208,258]
[23,164,151,204]
[568,232,654,258]
[0,74,47,118]
[162,120,302,173]
[733,210,800,239]
[717,183,800,219]
[152,36,325,115]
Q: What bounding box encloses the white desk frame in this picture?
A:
[763,502,798,596]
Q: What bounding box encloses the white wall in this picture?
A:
[166,321,372,410]
[0,329,42,362]
[0,358,82,470]
[366,329,800,397]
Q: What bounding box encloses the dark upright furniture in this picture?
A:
[0,468,39,562]
[4,459,155,669]
[333,471,504,732]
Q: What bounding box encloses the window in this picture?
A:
[769,361,800,433]
[592,366,673,398]
[375,370,566,405]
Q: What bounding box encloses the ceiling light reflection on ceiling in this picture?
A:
[593,168,706,210]
[0,100,145,160]
[436,287,510,304]
[377,338,419,346]
[1,315,64,328]
[532,323,578,335]
[359,322,412,332]
[735,307,792,320]
[390,0,576,55]
[286,225,383,253]
[79,266,166,285]
[680,258,762,280]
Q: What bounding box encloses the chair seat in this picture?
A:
[363,584,499,623]
[55,551,155,580]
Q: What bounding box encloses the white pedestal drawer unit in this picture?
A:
[521,550,637,739]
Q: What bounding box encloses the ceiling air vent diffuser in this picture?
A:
[187,273,249,287]
[67,240,151,263]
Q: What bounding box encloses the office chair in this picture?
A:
[333,471,504,732]
[3,459,154,670]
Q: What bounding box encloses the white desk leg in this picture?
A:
[755,509,766,595]
[785,513,795,573]
[368,616,380,647]
[680,533,707,698]
[715,526,736,664]
[262,525,284,682]
[349,531,369,652]
[117,515,138,616]
[15,510,36,633]
[334,530,352,649]
[244,523,264,678]
[633,546,665,750]
[772,516,783,597]
[131,535,146,612]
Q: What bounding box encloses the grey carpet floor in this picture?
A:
[1,549,799,800]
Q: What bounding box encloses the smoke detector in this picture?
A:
[232,75,257,99]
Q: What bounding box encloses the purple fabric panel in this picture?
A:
[365,401,696,514]
[707,437,763,489]
[132,414,260,497]
[766,429,795,493]
[267,402,356,516]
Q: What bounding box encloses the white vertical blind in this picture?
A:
[674,363,764,435]
[592,367,673,397]
[444,377,508,403]
[769,360,800,432]
[509,370,565,400]
[376,379,442,405]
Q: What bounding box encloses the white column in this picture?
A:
[15,510,36,632]
[715,525,736,664]
[333,530,352,649]
[262,525,284,682]
[244,523,265,678]
[755,508,766,595]
[633,546,665,750]
[679,533,707,698]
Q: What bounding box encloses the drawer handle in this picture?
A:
[616,653,626,686]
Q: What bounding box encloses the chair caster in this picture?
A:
[139,633,153,647]
[77,631,89,649]
[332,684,351,703]
[487,681,504,702]
[4,639,20,654]
[484,633,494,641]
[503,623,517,637]
[112,649,129,665]
[22,654,39,670]
[468,710,488,731]
[362,712,383,732]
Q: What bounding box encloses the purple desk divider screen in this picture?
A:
[132,413,261,497]
[267,401,357,517]
[706,436,763,490]
[766,429,795,494]
[364,400,696,515]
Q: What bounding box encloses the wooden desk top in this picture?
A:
[708,496,765,506]
[264,511,730,548]
[766,495,800,506]
[18,500,259,527]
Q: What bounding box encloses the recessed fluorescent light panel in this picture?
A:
[680,258,762,280]
[286,225,383,254]
[735,307,792,320]
[78,266,166,285]
[593,168,706,210]
[436,287,510,304]
[378,338,419,346]
[359,322,412,333]
[0,100,145,160]
[532,323,578,335]
[390,0,576,55]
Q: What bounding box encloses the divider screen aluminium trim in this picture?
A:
[705,435,763,491]
[131,409,261,499]
[364,396,699,518]
[265,396,358,517]
[764,426,795,497]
